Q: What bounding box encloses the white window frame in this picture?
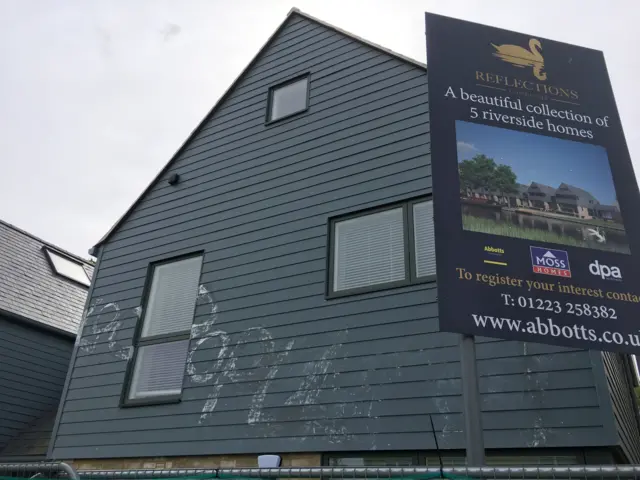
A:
[123,253,203,406]
[267,74,310,122]
[44,248,91,287]
[327,197,435,297]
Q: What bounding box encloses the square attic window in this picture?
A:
[45,248,91,287]
[268,75,309,122]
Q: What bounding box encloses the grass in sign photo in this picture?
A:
[456,120,630,254]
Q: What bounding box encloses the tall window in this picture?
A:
[267,75,309,122]
[124,254,203,405]
[328,198,435,297]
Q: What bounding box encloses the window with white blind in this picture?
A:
[124,254,203,405]
[328,198,435,296]
[412,200,436,278]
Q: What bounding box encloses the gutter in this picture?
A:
[0,308,76,339]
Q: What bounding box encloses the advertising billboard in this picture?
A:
[425,13,640,353]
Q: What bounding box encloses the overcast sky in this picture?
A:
[1,0,638,258]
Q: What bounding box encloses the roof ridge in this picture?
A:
[0,219,93,265]
[291,8,426,69]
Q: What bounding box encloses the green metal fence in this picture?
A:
[4,463,640,480]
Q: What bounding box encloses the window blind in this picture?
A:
[413,201,436,277]
[141,256,202,337]
[129,340,190,399]
[334,208,405,291]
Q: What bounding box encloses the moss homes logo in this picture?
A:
[475,38,580,101]
[530,246,571,278]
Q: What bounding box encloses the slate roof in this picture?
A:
[91,7,426,252]
[0,219,94,335]
[557,182,600,204]
[528,182,557,201]
[596,204,620,212]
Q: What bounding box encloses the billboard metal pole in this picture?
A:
[460,333,485,465]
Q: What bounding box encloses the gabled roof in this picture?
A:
[0,219,94,335]
[557,182,600,203]
[90,7,426,254]
[528,182,557,196]
[596,204,620,212]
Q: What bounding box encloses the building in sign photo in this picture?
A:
[456,121,628,253]
[39,7,640,472]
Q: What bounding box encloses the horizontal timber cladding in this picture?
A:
[51,12,619,459]
[601,352,640,462]
[0,315,73,452]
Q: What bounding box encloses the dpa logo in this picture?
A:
[589,260,622,281]
[530,246,571,278]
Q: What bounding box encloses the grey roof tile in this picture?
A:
[0,219,94,335]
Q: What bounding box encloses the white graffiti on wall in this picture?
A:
[248,338,295,425]
[186,286,298,425]
[79,298,132,360]
[79,284,370,442]
[285,343,340,406]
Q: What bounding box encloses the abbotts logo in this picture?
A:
[530,246,571,278]
[589,260,622,281]
[484,246,504,254]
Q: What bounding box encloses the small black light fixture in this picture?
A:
[168,173,180,186]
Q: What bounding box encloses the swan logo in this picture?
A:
[491,38,546,81]
[530,246,571,278]
[589,260,622,281]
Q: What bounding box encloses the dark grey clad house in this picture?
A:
[555,183,600,219]
[527,183,557,211]
[0,220,93,461]
[49,8,640,468]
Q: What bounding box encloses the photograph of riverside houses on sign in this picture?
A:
[456,120,630,254]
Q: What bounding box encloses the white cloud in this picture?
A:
[457,141,478,153]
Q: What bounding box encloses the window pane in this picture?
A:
[424,454,466,467]
[328,456,416,467]
[46,250,91,286]
[413,200,436,277]
[271,78,308,120]
[141,256,202,337]
[334,208,405,292]
[485,453,580,465]
[129,340,189,399]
